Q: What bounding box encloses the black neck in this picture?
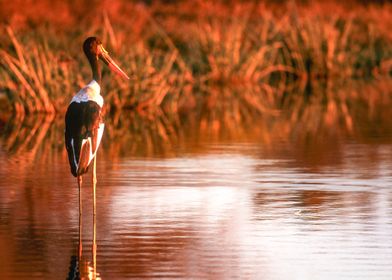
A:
[88,56,101,83]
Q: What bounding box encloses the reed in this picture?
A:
[187,6,294,84]
[0,0,390,115]
[281,15,389,78]
[0,27,190,115]
[2,78,391,162]
[0,27,78,116]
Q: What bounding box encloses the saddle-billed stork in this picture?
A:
[65,37,129,220]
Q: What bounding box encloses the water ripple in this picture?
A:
[1,142,392,279]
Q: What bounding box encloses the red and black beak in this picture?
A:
[98,45,130,80]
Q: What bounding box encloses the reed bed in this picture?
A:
[0,0,391,115]
[2,78,391,163]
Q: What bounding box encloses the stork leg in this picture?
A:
[92,155,97,217]
[78,208,83,262]
[92,155,97,279]
[78,176,83,216]
[92,200,97,279]
[77,175,83,259]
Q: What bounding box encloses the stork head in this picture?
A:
[83,37,129,80]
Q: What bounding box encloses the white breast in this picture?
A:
[71,80,103,108]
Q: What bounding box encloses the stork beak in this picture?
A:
[99,45,130,80]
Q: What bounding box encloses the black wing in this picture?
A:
[65,101,102,177]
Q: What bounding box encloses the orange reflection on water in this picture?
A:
[0,80,391,279]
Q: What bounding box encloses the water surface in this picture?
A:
[0,83,392,279]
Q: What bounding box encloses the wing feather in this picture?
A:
[65,101,103,177]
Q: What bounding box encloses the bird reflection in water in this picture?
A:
[67,210,100,280]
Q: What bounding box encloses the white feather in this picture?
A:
[84,123,105,167]
[95,123,105,156]
[71,138,78,169]
[81,138,93,166]
[71,80,103,107]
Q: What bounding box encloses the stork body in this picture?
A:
[65,80,104,177]
[64,37,129,220]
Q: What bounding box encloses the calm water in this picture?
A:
[1,85,392,279]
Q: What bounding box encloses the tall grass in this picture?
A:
[2,78,391,162]
[188,7,294,84]
[0,0,391,115]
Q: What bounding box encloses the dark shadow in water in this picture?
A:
[67,210,100,279]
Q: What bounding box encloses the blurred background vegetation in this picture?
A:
[0,0,391,116]
[0,0,391,160]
